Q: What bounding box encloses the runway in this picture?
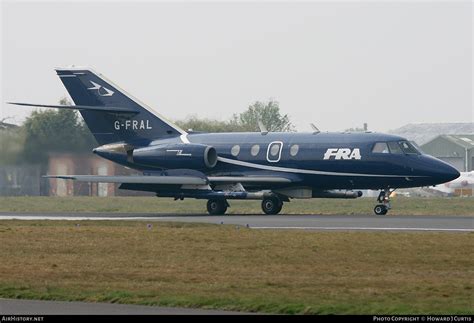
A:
[0,212,472,232]
[0,298,248,315]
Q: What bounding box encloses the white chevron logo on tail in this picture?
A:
[87,81,114,97]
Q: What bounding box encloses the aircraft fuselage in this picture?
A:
[94,131,459,191]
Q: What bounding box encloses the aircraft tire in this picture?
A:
[261,196,283,215]
[207,199,228,215]
[374,204,388,215]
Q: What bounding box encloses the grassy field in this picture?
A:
[0,220,472,314]
[0,196,473,216]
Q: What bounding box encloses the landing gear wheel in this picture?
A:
[261,196,283,215]
[207,199,228,215]
[374,204,388,215]
[373,188,395,215]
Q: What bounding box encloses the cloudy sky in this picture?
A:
[1,0,472,132]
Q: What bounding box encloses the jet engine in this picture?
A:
[132,143,218,170]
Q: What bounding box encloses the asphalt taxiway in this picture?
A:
[0,213,472,232]
[0,298,248,315]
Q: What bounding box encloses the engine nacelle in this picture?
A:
[132,143,218,170]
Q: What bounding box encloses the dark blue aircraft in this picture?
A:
[9,67,460,215]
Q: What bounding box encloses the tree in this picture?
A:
[231,100,294,132]
[175,100,294,133]
[21,97,96,163]
[0,120,25,165]
[175,116,246,133]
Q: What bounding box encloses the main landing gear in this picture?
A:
[374,188,395,215]
[261,195,283,215]
[206,195,284,215]
[207,199,229,215]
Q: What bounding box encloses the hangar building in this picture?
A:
[421,134,474,172]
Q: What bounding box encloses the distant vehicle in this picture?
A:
[9,67,460,215]
[431,171,474,195]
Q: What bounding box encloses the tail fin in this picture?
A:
[55,67,186,145]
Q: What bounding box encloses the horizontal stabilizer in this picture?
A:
[8,102,139,114]
[44,175,207,185]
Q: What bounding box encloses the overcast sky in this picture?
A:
[1,1,472,132]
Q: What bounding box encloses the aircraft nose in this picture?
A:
[434,160,460,184]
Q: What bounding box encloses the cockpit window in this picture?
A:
[372,141,420,155]
[411,142,424,154]
[399,141,419,154]
[388,142,403,154]
[372,142,389,153]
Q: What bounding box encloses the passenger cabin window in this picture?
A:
[250,144,260,156]
[231,145,240,157]
[290,144,299,156]
[267,141,283,163]
[270,144,280,156]
[372,142,389,153]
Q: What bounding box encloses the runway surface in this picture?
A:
[0,298,247,315]
[0,212,472,232]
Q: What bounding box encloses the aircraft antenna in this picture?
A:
[258,120,268,135]
[310,123,320,135]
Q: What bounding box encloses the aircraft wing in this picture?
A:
[44,175,207,185]
[44,175,294,185]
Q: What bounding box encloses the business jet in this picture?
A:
[9,67,460,215]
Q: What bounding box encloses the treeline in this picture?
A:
[0,99,293,165]
[176,100,294,133]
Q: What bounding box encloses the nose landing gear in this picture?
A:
[374,189,395,215]
[374,204,388,215]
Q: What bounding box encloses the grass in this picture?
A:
[0,196,473,216]
[0,220,472,314]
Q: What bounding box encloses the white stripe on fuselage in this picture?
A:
[217,156,426,178]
